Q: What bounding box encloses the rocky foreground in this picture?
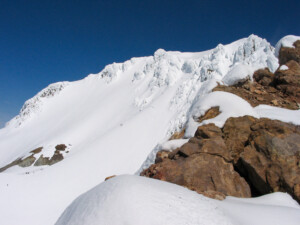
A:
[141,39,300,203]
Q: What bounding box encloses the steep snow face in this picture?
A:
[55,175,300,225]
[7,82,69,128]
[0,35,282,225]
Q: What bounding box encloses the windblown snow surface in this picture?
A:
[0,35,300,225]
[55,175,300,225]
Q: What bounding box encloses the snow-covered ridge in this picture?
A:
[0,34,293,225]
[5,34,278,129]
[7,82,69,127]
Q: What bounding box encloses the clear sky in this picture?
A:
[0,0,299,127]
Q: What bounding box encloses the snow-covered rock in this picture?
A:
[275,35,300,57]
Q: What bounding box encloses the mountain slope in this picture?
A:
[0,35,297,225]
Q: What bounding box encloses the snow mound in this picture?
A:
[218,193,300,225]
[222,63,253,85]
[184,91,300,137]
[55,175,300,225]
[55,175,233,225]
[275,35,300,57]
[279,65,289,70]
[185,91,258,137]
[255,104,300,125]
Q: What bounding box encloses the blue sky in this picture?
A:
[1,0,299,127]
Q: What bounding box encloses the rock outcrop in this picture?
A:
[142,40,300,202]
[34,144,67,166]
[214,39,300,108]
[0,144,68,172]
[141,117,300,203]
[278,40,300,65]
[274,60,300,103]
[213,72,299,110]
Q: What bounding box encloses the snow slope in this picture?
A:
[55,175,300,225]
[0,35,299,225]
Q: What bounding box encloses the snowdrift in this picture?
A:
[55,175,300,225]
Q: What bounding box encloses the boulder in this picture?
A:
[278,40,300,65]
[141,131,251,198]
[222,116,256,162]
[274,60,300,102]
[236,118,300,202]
[253,68,274,86]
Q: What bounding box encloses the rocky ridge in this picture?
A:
[141,39,300,203]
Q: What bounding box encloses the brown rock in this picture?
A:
[197,107,220,122]
[178,137,232,161]
[105,175,116,181]
[274,60,300,103]
[278,40,300,65]
[18,155,36,167]
[30,147,43,154]
[169,128,185,140]
[213,80,298,110]
[253,68,274,86]
[55,144,67,151]
[195,123,222,139]
[141,153,251,198]
[222,116,256,162]
[236,118,300,202]
[155,150,170,163]
[142,116,300,203]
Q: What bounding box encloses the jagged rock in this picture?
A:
[178,137,232,161]
[236,118,300,202]
[274,60,300,102]
[141,152,251,198]
[194,123,222,139]
[141,134,251,198]
[34,155,51,166]
[0,158,22,172]
[34,144,66,166]
[169,128,185,140]
[142,116,300,203]
[30,147,43,154]
[222,116,256,162]
[155,150,170,163]
[55,144,67,151]
[253,68,274,86]
[0,147,43,172]
[278,40,300,65]
[213,78,298,109]
[0,144,68,172]
[197,106,220,122]
[18,155,36,167]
